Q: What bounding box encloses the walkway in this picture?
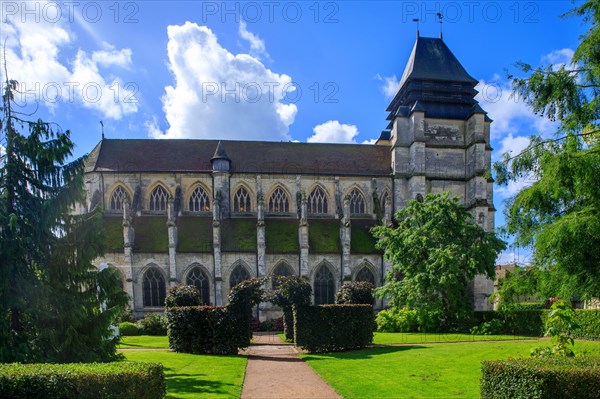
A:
[240,333,342,399]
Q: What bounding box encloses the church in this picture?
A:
[83,35,496,318]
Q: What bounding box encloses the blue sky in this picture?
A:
[1,1,584,264]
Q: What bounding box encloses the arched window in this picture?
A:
[233,187,251,212]
[230,264,251,289]
[272,262,294,289]
[189,186,210,212]
[186,266,211,305]
[314,265,335,305]
[355,266,376,285]
[110,186,130,211]
[348,188,366,215]
[308,187,328,214]
[143,267,166,307]
[269,187,289,213]
[149,185,169,211]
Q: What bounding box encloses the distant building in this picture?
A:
[82,36,497,317]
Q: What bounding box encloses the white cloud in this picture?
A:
[542,48,575,67]
[375,74,400,99]
[2,1,136,120]
[92,43,133,68]
[145,116,164,138]
[362,138,378,145]
[308,120,359,143]
[155,22,296,141]
[238,20,269,60]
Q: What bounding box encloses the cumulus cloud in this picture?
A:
[238,20,269,60]
[308,120,359,143]
[496,251,532,266]
[153,22,296,140]
[375,74,400,99]
[2,1,136,120]
[542,48,575,68]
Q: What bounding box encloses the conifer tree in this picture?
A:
[0,77,127,362]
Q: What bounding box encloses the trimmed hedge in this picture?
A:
[473,309,600,338]
[294,304,374,353]
[0,362,165,399]
[481,357,600,399]
[166,306,249,355]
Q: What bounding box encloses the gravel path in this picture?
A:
[240,333,341,399]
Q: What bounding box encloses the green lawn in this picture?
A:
[118,335,169,349]
[373,332,536,345]
[121,350,246,399]
[302,341,600,399]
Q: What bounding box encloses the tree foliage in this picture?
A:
[494,0,600,298]
[0,78,127,362]
[373,193,505,331]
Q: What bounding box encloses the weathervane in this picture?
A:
[100,120,105,140]
[413,18,420,38]
[437,12,443,40]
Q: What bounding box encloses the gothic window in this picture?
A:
[308,187,328,214]
[143,267,166,307]
[272,262,294,289]
[110,186,130,211]
[186,266,211,305]
[349,188,366,215]
[233,187,251,212]
[269,187,289,213]
[149,185,169,211]
[189,186,210,212]
[314,265,335,305]
[230,264,251,289]
[355,267,376,285]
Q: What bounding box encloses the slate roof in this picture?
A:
[86,139,392,176]
[397,37,478,90]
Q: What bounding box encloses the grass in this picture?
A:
[121,350,246,399]
[302,340,600,399]
[118,335,169,349]
[373,332,536,345]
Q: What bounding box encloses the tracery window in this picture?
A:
[110,186,130,211]
[349,188,366,215]
[149,185,169,211]
[233,187,251,212]
[308,187,328,214]
[143,267,166,307]
[189,186,210,212]
[314,265,335,305]
[230,264,251,289]
[186,266,211,305]
[269,187,289,213]
[355,267,376,285]
[272,262,294,289]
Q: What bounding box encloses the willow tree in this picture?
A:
[0,78,127,362]
[495,0,600,299]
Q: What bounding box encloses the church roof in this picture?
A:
[87,139,392,176]
[397,37,478,90]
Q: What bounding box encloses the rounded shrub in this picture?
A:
[335,281,375,304]
[137,313,167,336]
[119,321,140,336]
[376,308,418,332]
[165,285,202,308]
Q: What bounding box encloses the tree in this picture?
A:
[0,78,127,362]
[494,0,600,298]
[373,193,505,331]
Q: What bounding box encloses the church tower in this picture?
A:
[379,36,495,309]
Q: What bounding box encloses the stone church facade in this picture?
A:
[83,36,496,318]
